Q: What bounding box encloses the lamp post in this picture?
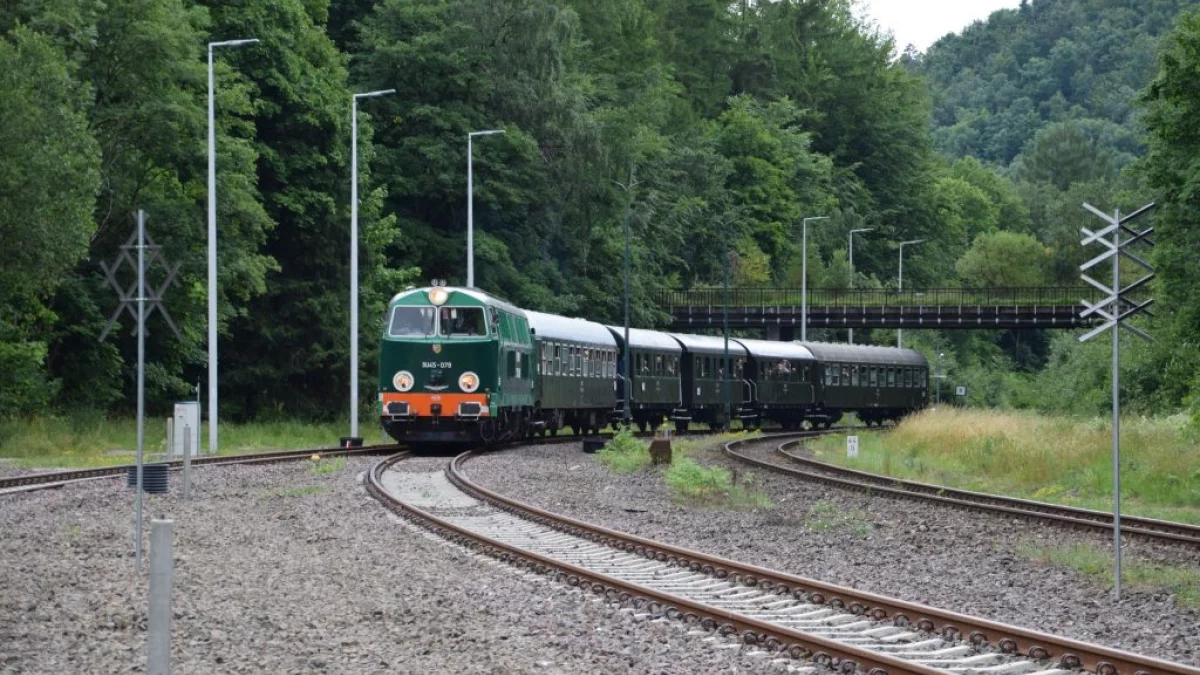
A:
[847,227,873,345]
[896,239,924,348]
[801,216,828,342]
[467,129,505,288]
[614,168,638,426]
[207,37,258,455]
[347,88,395,445]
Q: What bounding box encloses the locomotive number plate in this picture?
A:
[422,361,453,369]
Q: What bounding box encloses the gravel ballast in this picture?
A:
[2,454,822,674]
[465,438,1200,666]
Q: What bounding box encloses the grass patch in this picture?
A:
[1018,540,1200,608]
[308,455,346,476]
[262,484,330,498]
[807,409,1200,524]
[805,500,872,539]
[663,457,773,509]
[0,415,352,469]
[596,426,652,474]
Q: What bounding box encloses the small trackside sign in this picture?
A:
[846,435,859,459]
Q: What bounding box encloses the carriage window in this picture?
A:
[575,348,582,376]
[851,366,860,387]
[904,368,912,387]
[438,307,486,336]
[869,367,878,387]
[388,306,436,337]
[669,356,678,376]
[887,368,895,387]
[841,365,849,386]
[824,366,832,386]
[920,368,927,387]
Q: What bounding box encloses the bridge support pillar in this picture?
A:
[765,325,794,342]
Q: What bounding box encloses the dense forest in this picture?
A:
[3,0,1200,424]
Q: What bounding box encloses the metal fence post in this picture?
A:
[148,519,173,675]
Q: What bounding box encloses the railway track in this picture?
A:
[721,433,1200,548]
[0,444,391,496]
[366,440,1200,675]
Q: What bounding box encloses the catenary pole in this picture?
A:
[801,216,828,341]
[349,89,395,443]
[848,228,872,345]
[135,210,146,569]
[207,38,258,455]
[896,239,923,348]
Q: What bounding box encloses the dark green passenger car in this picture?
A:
[606,326,683,432]
[527,311,617,435]
[803,343,928,426]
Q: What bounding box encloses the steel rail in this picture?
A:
[0,444,391,495]
[366,450,944,674]
[759,440,1200,547]
[434,437,1199,675]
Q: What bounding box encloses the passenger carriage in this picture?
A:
[605,326,683,432]
[803,343,928,426]
[669,333,751,432]
[731,338,818,430]
[527,311,617,435]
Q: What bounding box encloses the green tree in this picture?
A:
[955,231,1049,287]
[0,27,101,414]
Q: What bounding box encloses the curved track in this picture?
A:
[0,444,390,496]
[366,439,1200,675]
[721,433,1200,547]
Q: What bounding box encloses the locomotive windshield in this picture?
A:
[439,307,487,336]
[388,306,436,337]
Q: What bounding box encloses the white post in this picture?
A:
[182,426,191,500]
[801,216,827,341]
[135,209,146,569]
[848,228,872,345]
[206,38,258,456]
[350,89,395,442]
[147,520,174,675]
[467,129,505,288]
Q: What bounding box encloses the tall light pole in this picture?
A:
[467,129,505,288]
[896,239,924,348]
[207,37,258,455]
[935,352,944,407]
[801,216,828,342]
[847,227,873,345]
[347,88,395,446]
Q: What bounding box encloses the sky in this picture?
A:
[857,0,1023,53]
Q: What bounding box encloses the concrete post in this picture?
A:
[148,519,173,675]
[182,427,191,500]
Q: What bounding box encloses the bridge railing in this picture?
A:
[656,287,1109,309]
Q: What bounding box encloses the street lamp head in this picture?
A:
[850,228,874,235]
[355,88,396,100]
[803,216,829,225]
[210,38,259,49]
[470,129,506,138]
[900,239,925,248]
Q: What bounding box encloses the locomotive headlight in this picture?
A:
[393,370,414,392]
[428,288,450,306]
[458,371,480,393]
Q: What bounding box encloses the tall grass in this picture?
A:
[808,409,1200,523]
[0,415,351,469]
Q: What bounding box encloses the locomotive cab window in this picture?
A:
[388,306,436,337]
[439,307,486,336]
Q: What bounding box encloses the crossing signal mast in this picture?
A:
[1077,201,1155,601]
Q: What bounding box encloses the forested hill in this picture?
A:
[5,0,1200,422]
[917,0,1199,168]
